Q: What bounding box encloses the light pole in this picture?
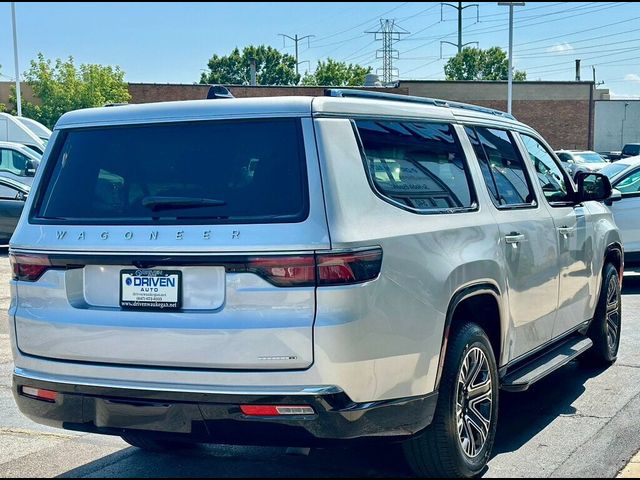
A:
[11,2,22,116]
[498,2,525,115]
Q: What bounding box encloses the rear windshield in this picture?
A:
[33,118,309,224]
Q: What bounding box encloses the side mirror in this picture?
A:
[25,160,36,177]
[604,188,622,206]
[575,171,612,203]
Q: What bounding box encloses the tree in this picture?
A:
[301,59,372,86]
[200,46,299,86]
[444,46,526,81]
[13,53,130,128]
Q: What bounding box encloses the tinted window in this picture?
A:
[0,183,20,199]
[356,120,474,212]
[623,144,640,156]
[466,126,535,207]
[614,169,640,194]
[34,119,308,224]
[0,149,33,176]
[520,134,571,204]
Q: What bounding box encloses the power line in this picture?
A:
[440,2,480,55]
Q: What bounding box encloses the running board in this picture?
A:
[501,337,593,392]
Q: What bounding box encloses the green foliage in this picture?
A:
[444,46,527,81]
[13,53,130,128]
[200,45,300,86]
[301,59,372,86]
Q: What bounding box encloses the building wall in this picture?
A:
[594,100,640,152]
[399,81,595,150]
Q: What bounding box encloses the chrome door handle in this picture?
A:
[505,233,526,245]
[557,226,576,237]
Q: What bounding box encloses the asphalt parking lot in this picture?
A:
[2,249,640,478]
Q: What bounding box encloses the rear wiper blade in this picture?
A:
[142,196,226,211]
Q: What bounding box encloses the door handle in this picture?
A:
[557,226,576,237]
[505,233,526,245]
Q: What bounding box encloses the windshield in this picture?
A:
[600,163,629,179]
[34,118,309,224]
[574,153,606,164]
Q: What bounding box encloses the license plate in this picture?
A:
[120,269,182,310]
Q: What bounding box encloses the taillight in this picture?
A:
[317,248,383,286]
[242,248,382,287]
[240,405,315,416]
[246,255,316,287]
[10,253,51,282]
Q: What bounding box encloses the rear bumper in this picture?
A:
[13,373,437,446]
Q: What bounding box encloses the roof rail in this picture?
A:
[324,88,516,120]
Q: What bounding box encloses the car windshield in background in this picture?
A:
[600,162,629,179]
[575,153,606,164]
[34,118,309,224]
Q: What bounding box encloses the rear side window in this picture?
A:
[465,126,536,208]
[355,120,475,213]
[33,118,309,224]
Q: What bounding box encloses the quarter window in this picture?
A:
[355,120,475,212]
[520,134,571,204]
[465,126,536,208]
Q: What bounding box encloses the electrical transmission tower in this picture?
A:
[278,33,314,76]
[440,2,479,57]
[366,19,409,85]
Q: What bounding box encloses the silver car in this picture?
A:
[8,90,622,478]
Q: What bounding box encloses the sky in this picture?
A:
[1,1,640,97]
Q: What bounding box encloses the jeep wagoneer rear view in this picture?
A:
[9,91,622,478]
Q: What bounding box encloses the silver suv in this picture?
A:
[8,90,623,477]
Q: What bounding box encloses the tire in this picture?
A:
[403,323,499,478]
[121,431,199,452]
[582,262,622,367]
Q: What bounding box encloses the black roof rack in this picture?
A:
[324,88,516,121]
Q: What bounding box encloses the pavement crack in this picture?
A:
[559,413,613,420]
[0,427,76,439]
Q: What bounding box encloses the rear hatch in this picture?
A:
[12,112,331,370]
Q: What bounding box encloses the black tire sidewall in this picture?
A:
[440,324,500,477]
[592,263,621,362]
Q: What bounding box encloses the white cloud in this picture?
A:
[609,91,640,100]
[546,42,574,54]
[624,74,640,84]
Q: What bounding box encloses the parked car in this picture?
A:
[622,143,640,159]
[0,113,47,154]
[14,116,51,146]
[601,155,640,266]
[8,90,622,478]
[0,141,41,186]
[600,150,623,162]
[0,176,29,244]
[555,150,609,179]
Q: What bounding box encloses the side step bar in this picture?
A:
[501,336,593,392]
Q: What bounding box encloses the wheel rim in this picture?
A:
[456,346,493,459]
[605,275,621,354]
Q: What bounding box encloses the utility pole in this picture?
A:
[11,2,22,117]
[575,59,581,82]
[440,2,479,55]
[366,19,409,85]
[498,2,525,115]
[279,33,314,77]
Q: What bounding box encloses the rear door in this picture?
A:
[12,115,331,370]
[465,126,559,359]
[609,166,640,258]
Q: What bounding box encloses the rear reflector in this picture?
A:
[10,253,52,282]
[20,386,58,402]
[240,405,315,416]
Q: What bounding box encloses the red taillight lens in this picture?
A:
[246,255,316,287]
[317,248,383,286]
[10,254,51,282]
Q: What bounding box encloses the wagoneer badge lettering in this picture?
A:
[53,230,242,241]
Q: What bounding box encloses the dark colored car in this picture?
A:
[0,177,29,244]
[622,143,640,159]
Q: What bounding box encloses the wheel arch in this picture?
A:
[434,283,504,391]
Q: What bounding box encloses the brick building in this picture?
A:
[1,80,608,150]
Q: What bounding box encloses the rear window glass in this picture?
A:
[355,120,475,213]
[33,118,309,224]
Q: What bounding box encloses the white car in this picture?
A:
[0,141,40,186]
